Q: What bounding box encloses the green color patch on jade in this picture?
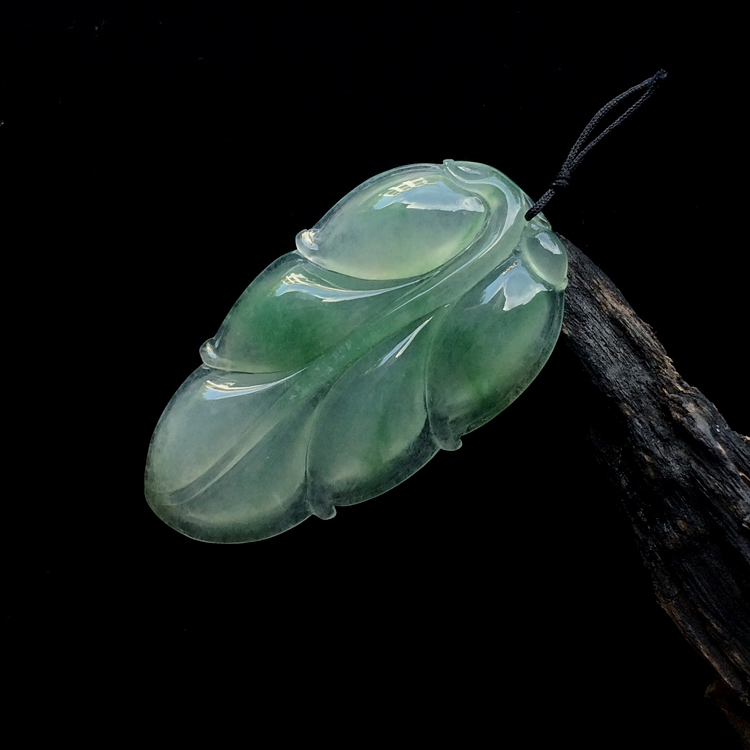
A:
[145,160,568,543]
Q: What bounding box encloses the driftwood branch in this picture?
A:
[560,237,750,745]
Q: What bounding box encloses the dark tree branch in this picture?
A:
[560,237,750,745]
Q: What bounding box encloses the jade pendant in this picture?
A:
[145,160,568,542]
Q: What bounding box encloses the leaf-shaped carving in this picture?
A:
[145,160,568,542]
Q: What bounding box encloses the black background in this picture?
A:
[4,3,748,745]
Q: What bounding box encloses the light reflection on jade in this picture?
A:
[145,160,568,542]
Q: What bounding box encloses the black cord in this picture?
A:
[525,69,668,221]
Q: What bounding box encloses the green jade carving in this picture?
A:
[145,160,568,542]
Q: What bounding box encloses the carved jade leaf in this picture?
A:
[145,160,568,542]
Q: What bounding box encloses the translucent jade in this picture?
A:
[145,160,568,542]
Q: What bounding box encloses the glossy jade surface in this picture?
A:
[145,160,568,542]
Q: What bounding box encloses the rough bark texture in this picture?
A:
[560,237,750,746]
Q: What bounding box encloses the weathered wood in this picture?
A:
[560,237,750,743]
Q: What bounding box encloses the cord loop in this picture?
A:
[525,70,667,221]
